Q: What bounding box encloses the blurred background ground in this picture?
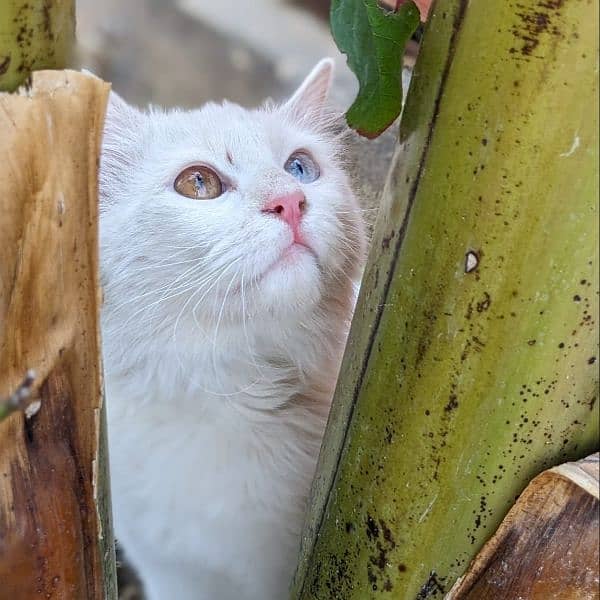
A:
[75,1,415,597]
[76,0,418,230]
[77,0,355,108]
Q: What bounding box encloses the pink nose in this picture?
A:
[262,191,306,241]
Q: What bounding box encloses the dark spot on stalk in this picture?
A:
[476,292,491,312]
[465,301,473,320]
[371,546,387,570]
[0,55,11,75]
[588,356,596,365]
[417,571,445,599]
[381,230,395,250]
[384,427,393,444]
[510,1,565,57]
[366,515,379,541]
[380,519,395,547]
[444,395,459,412]
[41,2,52,35]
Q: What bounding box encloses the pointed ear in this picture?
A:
[285,58,334,117]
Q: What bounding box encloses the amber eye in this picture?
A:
[174,165,223,199]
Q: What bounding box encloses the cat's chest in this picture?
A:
[107,386,323,507]
[107,393,323,567]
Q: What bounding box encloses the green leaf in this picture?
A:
[331,0,420,138]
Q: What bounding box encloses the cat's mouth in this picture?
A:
[260,241,317,280]
[222,241,319,301]
[224,242,317,300]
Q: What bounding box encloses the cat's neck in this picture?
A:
[102,279,354,420]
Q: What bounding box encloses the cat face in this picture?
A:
[100,60,365,342]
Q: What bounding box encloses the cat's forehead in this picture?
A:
[148,101,322,160]
[196,102,273,148]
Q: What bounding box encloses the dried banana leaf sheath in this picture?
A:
[0,70,116,600]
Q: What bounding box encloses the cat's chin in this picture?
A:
[259,244,322,312]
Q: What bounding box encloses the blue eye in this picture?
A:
[284,151,320,183]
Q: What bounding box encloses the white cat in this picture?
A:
[100,59,365,600]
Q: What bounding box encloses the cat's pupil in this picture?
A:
[284,151,319,183]
[194,173,204,189]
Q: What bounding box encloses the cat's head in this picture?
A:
[100,59,365,343]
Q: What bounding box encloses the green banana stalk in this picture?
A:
[0,0,74,92]
[292,0,599,597]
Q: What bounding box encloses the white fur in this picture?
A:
[100,59,365,600]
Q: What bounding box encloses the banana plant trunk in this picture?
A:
[0,0,74,92]
[292,0,598,598]
[0,1,117,598]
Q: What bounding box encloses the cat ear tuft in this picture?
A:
[104,90,143,134]
[285,58,334,117]
[101,91,143,168]
[100,91,144,209]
